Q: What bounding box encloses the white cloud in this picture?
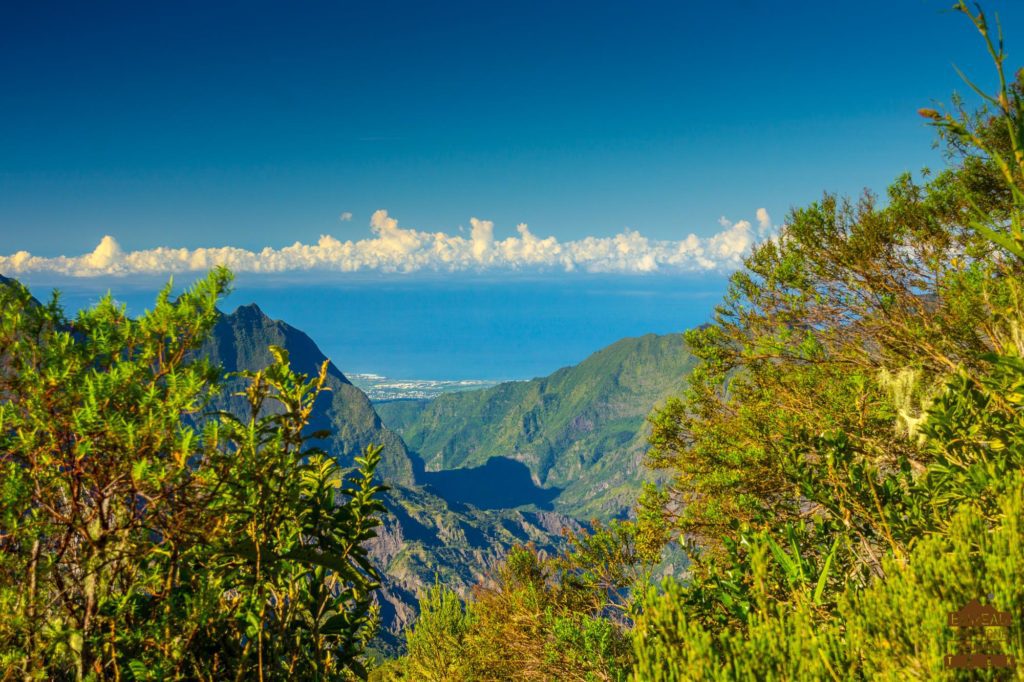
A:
[469,217,494,262]
[0,209,775,277]
[339,211,353,222]
[85,235,123,270]
[756,207,772,236]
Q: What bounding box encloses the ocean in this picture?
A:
[21,273,729,382]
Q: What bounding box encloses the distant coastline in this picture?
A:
[347,373,502,401]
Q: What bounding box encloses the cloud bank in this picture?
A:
[1,210,775,277]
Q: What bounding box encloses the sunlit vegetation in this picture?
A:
[0,269,385,680]
[385,4,1024,679]
[1,3,1022,680]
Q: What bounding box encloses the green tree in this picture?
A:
[633,1,1024,677]
[633,475,1024,681]
[399,582,473,681]
[644,3,1023,609]
[0,268,385,680]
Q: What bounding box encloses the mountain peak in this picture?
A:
[229,302,269,321]
[200,307,416,487]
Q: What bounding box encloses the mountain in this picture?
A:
[3,276,678,650]
[200,302,577,652]
[0,278,576,651]
[376,333,697,519]
[199,303,415,485]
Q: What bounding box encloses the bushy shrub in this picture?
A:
[0,269,385,680]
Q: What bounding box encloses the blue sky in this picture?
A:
[2,0,1023,269]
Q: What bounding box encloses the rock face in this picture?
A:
[376,333,697,519]
[366,486,580,646]
[0,273,41,307]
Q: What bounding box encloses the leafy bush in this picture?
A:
[634,476,1024,681]
[389,526,649,681]
[0,269,385,680]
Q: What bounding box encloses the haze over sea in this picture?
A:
[22,273,727,381]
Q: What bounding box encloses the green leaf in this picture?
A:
[766,536,801,588]
[813,537,839,606]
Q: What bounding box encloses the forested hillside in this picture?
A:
[377,333,696,519]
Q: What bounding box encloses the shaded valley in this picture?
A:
[410,451,562,510]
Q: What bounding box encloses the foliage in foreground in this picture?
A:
[0,268,385,680]
[380,521,655,682]
[635,381,1024,680]
[385,4,1024,679]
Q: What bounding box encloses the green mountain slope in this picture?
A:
[2,276,671,650]
[376,333,697,519]
[0,276,575,653]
